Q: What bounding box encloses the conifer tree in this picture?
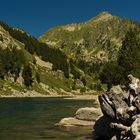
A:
[22,64,33,87]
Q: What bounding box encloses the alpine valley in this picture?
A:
[0,12,140,97]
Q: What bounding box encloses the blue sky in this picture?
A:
[0,0,140,37]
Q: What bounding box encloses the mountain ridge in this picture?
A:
[39,12,136,63]
[0,12,140,96]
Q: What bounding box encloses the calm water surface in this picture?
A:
[0,97,95,140]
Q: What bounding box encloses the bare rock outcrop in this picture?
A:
[56,107,101,128]
[94,75,140,140]
[56,117,95,128]
[75,107,101,121]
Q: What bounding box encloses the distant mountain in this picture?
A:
[39,12,137,62]
[0,12,140,96]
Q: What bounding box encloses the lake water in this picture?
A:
[0,97,95,140]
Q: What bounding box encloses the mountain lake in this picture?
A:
[0,97,95,140]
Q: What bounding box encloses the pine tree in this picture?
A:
[99,61,122,90]
[22,64,33,87]
[118,28,140,78]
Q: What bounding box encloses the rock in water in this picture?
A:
[56,107,101,128]
[94,74,140,140]
[93,115,116,139]
[99,92,130,122]
[98,93,116,119]
[56,117,95,128]
[75,107,101,121]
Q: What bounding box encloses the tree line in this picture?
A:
[99,27,140,90]
[0,21,70,78]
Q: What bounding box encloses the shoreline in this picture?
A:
[0,94,98,100]
[64,95,98,100]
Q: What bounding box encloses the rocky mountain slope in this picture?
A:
[0,12,140,96]
[0,22,74,96]
[39,12,137,66]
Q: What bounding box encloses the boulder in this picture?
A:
[56,117,95,128]
[131,118,140,137]
[110,85,128,99]
[95,75,140,140]
[56,107,101,128]
[93,115,116,139]
[98,94,116,119]
[135,135,140,140]
[98,92,130,122]
[75,107,101,121]
[110,85,124,95]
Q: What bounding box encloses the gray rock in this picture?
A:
[56,107,101,128]
[128,74,140,107]
[135,135,140,140]
[110,85,124,95]
[134,97,140,111]
[111,135,118,140]
[94,115,115,139]
[99,92,130,122]
[75,107,102,121]
[56,117,95,128]
[95,75,140,140]
[110,85,128,99]
[98,94,116,119]
[131,117,140,137]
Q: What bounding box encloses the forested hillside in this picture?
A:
[0,12,140,96]
[40,12,140,90]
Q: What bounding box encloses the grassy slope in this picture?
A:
[39,13,136,62]
[0,24,73,95]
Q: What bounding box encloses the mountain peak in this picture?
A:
[98,11,113,16]
[89,11,113,23]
